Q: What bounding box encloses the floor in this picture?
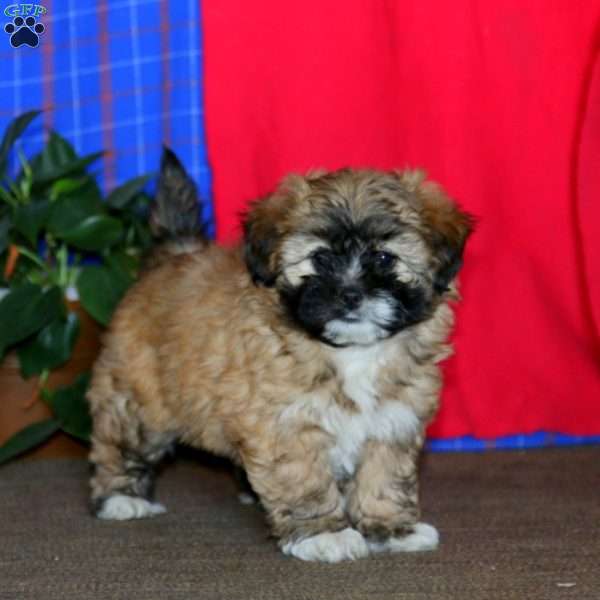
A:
[1,447,599,599]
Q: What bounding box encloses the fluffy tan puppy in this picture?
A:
[88,150,473,562]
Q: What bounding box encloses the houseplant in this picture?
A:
[0,110,154,464]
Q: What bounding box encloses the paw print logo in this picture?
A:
[4,15,45,48]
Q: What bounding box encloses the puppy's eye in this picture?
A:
[372,251,396,269]
[312,248,335,269]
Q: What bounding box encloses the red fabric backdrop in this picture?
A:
[202,1,600,439]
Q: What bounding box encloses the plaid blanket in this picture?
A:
[0,0,213,233]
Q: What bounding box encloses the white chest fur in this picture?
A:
[326,344,419,478]
[283,343,419,480]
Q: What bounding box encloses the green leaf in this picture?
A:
[29,131,76,180]
[57,215,123,251]
[13,199,51,246]
[106,175,153,209]
[44,373,92,442]
[37,152,104,186]
[0,214,10,254]
[0,110,42,176]
[76,264,131,326]
[0,419,60,465]
[132,218,153,251]
[49,176,90,201]
[0,184,16,208]
[0,284,65,358]
[16,313,80,378]
[47,189,105,237]
[29,132,103,185]
[53,176,102,203]
[104,250,139,282]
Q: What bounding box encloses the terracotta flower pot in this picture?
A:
[0,302,102,460]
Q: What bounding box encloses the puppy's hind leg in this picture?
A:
[89,385,175,521]
[233,465,259,506]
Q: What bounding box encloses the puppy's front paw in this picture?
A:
[282,528,369,563]
[369,522,439,553]
[96,494,167,521]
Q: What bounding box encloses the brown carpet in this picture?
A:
[1,447,598,600]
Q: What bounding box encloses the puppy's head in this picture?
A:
[244,168,473,347]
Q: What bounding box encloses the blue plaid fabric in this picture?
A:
[0,0,213,234]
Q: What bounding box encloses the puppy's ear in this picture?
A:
[243,175,309,286]
[242,199,281,286]
[399,170,474,294]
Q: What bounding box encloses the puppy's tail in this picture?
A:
[146,147,209,267]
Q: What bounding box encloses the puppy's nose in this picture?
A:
[340,287,363,310]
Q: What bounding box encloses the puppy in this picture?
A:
[88,151,473,563]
